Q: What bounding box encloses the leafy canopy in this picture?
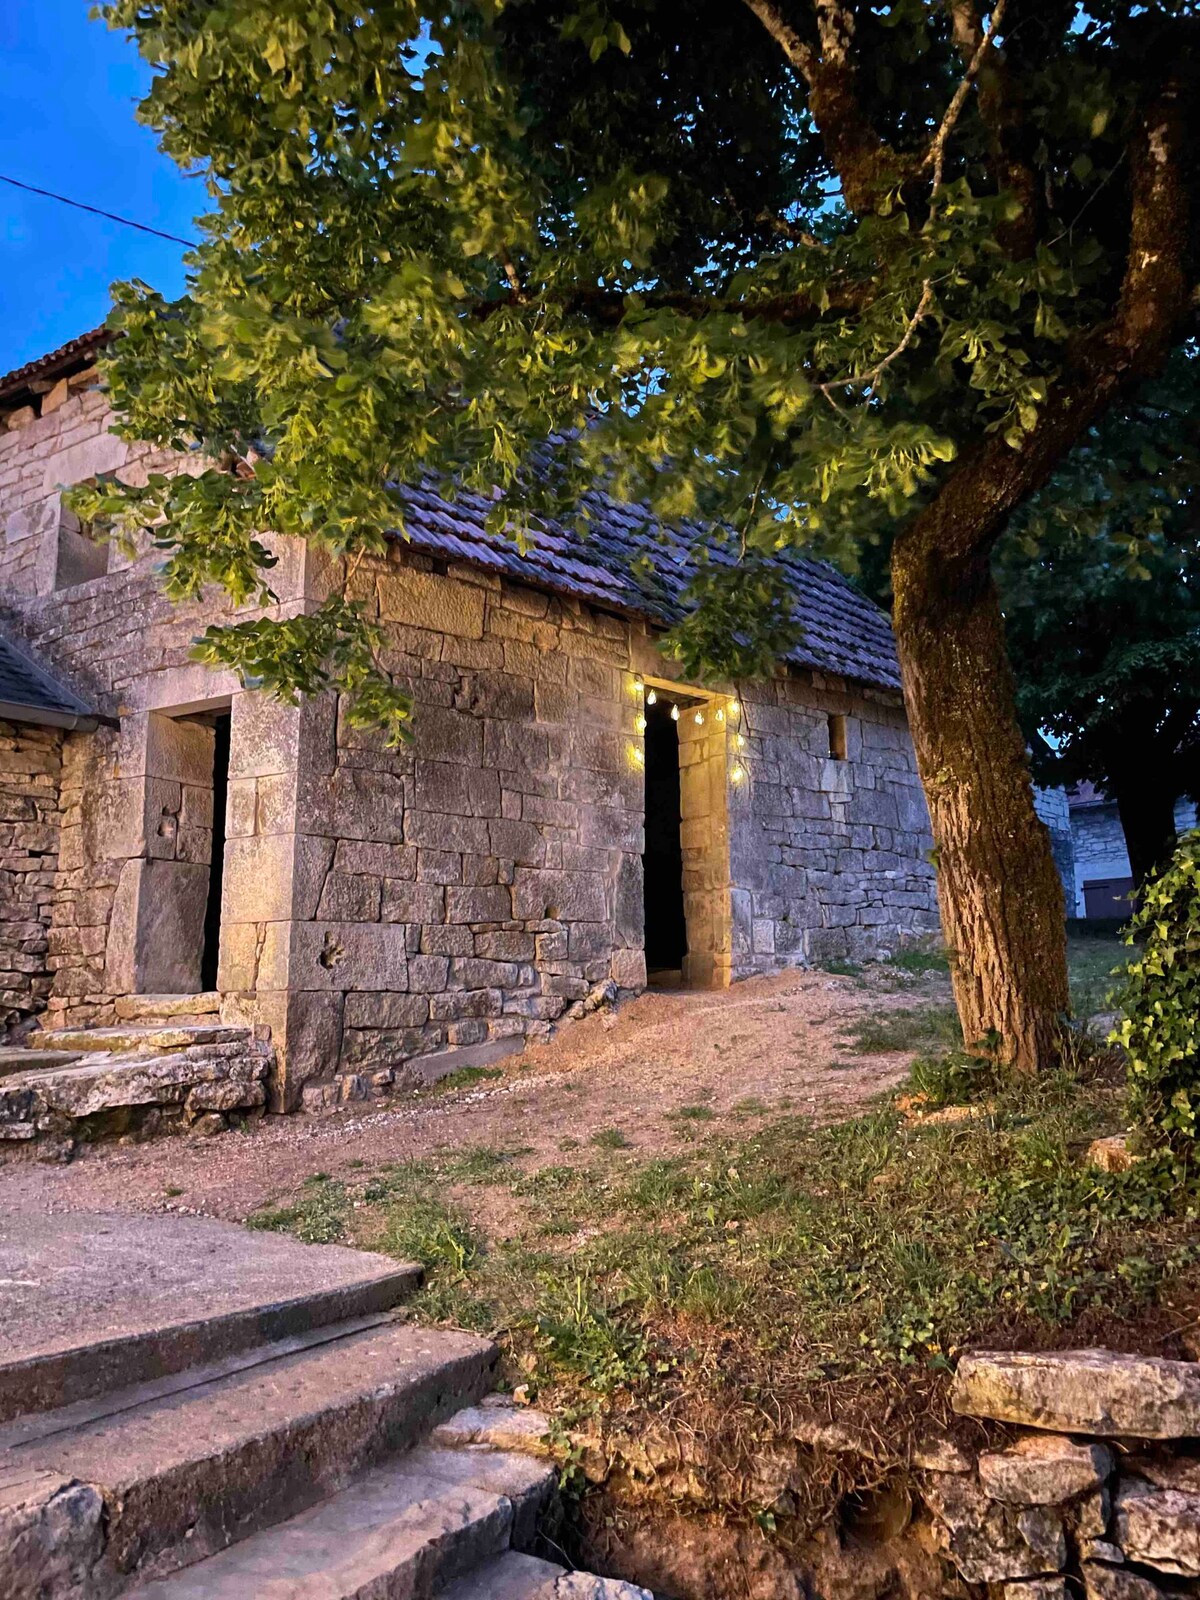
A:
[89,0,1198,733]
[1001,343,1200,804]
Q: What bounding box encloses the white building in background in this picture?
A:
[1068,783,1199,919]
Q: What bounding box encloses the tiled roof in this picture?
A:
[2,329,901,692]
[0,632,96,728]
[397,479,902,691]
[0,327,111,405]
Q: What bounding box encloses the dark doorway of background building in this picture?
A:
[643,699,688,984]
[200,711,231,992]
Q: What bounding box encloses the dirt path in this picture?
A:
[0,965,950,1222]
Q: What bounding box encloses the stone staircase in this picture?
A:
[0,993,271,1158]
[0,1223,647,1600]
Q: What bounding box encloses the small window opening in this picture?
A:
[827,713,848,761]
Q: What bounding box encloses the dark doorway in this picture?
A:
[643,699,688,979]
[200,711,231,992]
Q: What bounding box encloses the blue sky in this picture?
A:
[0,1,195,375]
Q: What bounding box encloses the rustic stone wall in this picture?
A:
[0,720,63,1034]
[730,670,940,969]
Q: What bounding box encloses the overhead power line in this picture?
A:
[0,173,197,248]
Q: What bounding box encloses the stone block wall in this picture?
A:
[0,720,63,1033]
[730,670,940,968]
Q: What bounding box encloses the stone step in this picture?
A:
[0,1047,82,1080]
[0,1043,268,1134]
[114,994,222,1023]
[37,1023,250,1054]
[124,1445,557,1599]
[3,1318,497,1598]
[0,1213,422,1422]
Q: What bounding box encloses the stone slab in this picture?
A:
[401,1035,525,1088]
[113,993,221,1021]
[978,1434,1113,1505]
[11,1319,497,1591]
[952,1350,1200,1439]
[440,1551,567,1600]
[431,1400,553,1456]
[0,1211,421,1418]
[0,1048,82,1079]
[1115,1478,1200,1577]
[39,1023,247,1053]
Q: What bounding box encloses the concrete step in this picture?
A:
[124,1445,557,1599]
[114,994,221,1022]
[37,1023,250,1054]
[4,1319,497,1597]
[0,1212,422,1422]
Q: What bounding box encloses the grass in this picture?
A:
[840,1004,961,1054]
[426,1065,505,1095]
[247,932,1182,1536]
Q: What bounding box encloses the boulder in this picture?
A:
[978,1434,1113,1505]
[923,1473,1065,1583]
[1114,1479,1200,1577]
[1003,1584,1068,1600]
[1082,1563,1171,1600]
[952,1351,1200,1438]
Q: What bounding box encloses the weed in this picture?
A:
[163,1185,183,1198]
[820,958,863,977]
[668,1105,716,1122]
[442,1145,519,1183]
[841,1005,961,1055]
[428,1065,505,1094]
[590,1127,630,1150]
[885,945,950,976]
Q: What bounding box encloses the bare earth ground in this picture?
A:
[0,965,949,1223]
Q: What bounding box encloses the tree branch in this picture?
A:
[924,0,1008,196]
[817,279,935,402]
[472,279,871,326]
[945,0,1038,253]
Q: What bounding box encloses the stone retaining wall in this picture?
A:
[0,720,63,1033]
[919,1348,1200,1594]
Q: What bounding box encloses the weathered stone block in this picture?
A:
[377,569,485,638]
[104,857,210,995]
[924,1473,1065,1583]
[979,1435,1112,1506]
[512,868,607,923]
[1115,1479,1200,1576]
[953,1351,1200,1439]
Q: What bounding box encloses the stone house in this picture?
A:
[0,329,939,1113]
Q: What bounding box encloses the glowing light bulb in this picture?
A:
[728,700,740,717]
[670,703,680,721]
[731,763,746,782]
[630,744,644,766]
[635,714,647,733]
[646,689,657,705]
[633,678,644,693]
[736,733,746,749]
[694,709,704,725]
[715,707,725,722]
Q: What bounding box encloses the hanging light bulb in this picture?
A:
[736,733,746,749]
[630,743,644,766]
[635,713,647,733]
[633,678,644,694]
[728,700,741,718]
[646,688,657,705]
[715,707,725,723]
[731,763,746,783]
[670,703,680,721]
[694,709,704,725]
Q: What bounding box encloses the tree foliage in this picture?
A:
[1115,830,1200,1155]
[1000,345,1200,881]
[90,0,1198,732]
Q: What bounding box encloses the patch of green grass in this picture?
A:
[162,1185,184,1198]
[884,945,951,976]
[590,1127,630,1150]
[427,1065,505,1095]
[819,957,863,978]
[1067,935,1129,1018]
[840,1004,961,1055]
[247,1176,348,1244]
[667,1104,717,1122]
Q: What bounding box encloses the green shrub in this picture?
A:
[1113,831,1200,1153]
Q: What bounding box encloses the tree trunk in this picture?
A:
[891,534,1070,1073]
[1112,772,1179,892]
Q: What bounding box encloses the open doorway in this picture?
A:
[643,698,688,984]
[200,710,231,991]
